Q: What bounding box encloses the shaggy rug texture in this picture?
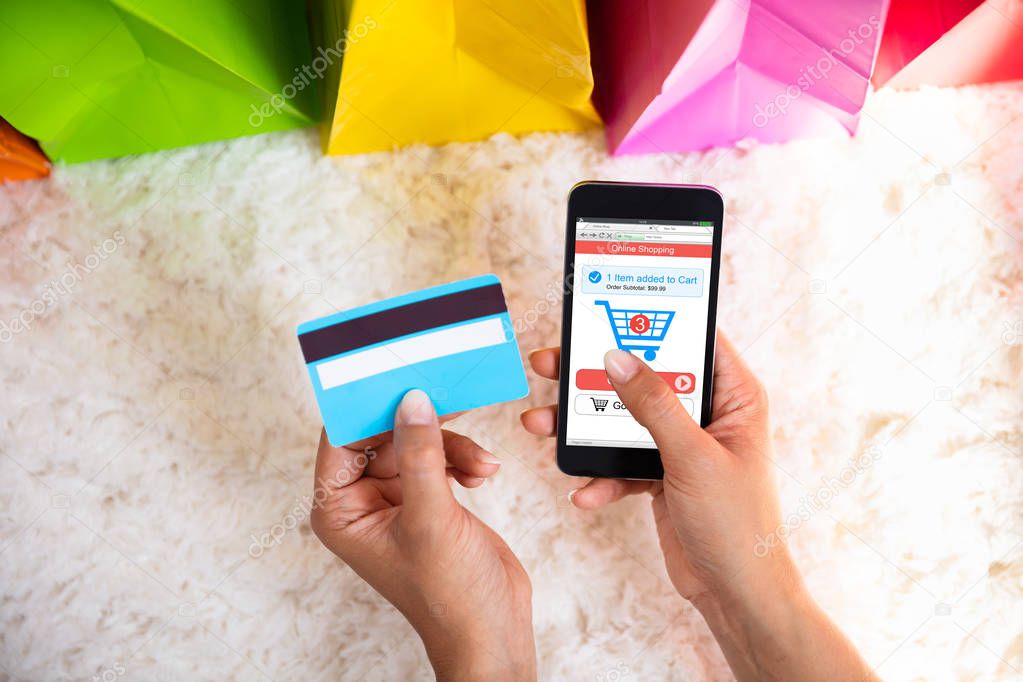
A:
[1,83,1022,681]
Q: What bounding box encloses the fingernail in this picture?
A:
[397,389,436,426]
[567,488,579,504]
[476,451,502,466]
[604,349,641,383]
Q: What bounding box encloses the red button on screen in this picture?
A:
[575,369,696,394]
[576,368,614,391]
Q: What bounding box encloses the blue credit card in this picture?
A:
[298,275,529,446]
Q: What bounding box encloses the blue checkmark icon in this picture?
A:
[588,270,602,284]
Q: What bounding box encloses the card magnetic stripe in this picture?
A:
[298,283,507,363]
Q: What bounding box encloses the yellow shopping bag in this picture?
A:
[313,0,600,155]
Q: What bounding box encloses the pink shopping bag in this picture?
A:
[589,0,890,154]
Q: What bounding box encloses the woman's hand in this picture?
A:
[521,334,875,681]
[521,333,783,602]
[312,390,536,681]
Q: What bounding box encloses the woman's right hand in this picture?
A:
[521,333,786,604]
[521,333,876,681]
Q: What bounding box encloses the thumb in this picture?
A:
[393,389,456,525]
[603,349,715,473]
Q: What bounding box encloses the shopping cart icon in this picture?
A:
[595,300,676,361]
[590,397,609,412]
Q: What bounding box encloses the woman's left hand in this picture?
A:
[311,390,536,681]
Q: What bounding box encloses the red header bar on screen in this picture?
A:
[575,240,712,258]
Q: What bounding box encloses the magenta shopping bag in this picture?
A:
[589,0,890,155]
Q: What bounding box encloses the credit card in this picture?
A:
[298,275,529,445]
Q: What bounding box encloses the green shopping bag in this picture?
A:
[0,0,319,163]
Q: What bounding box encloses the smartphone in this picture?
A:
[556,182,723,480]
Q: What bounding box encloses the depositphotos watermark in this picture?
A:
[753,445,883,558]
[514,275,567,334]
[752,14,882,129]
[1002,320,1022,345]
[594,662,631,682]
[248,446,377,558]
[1,230,126,343]
[512,245,619,335]
[248,15,378,128]
[91,662,125,682]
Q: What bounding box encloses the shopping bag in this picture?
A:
[588,0,889,155]
[873,0,1023,88]
[0,118,50,183]
[0,0,319,163]
[313,0,600,155]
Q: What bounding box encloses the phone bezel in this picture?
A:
[556,181,724,480]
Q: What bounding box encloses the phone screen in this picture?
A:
[564,217,717,449]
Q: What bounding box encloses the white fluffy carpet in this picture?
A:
[2,83,1022,681]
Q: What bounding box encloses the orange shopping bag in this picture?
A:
[0,118,49,183]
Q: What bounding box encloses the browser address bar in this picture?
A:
[613,231,713,243]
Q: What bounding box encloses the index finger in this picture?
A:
[528,347,560,380]
[314,429,376,494]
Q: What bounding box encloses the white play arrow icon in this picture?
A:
[673,374,694,393]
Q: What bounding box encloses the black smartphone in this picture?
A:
[556,182,724,480]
